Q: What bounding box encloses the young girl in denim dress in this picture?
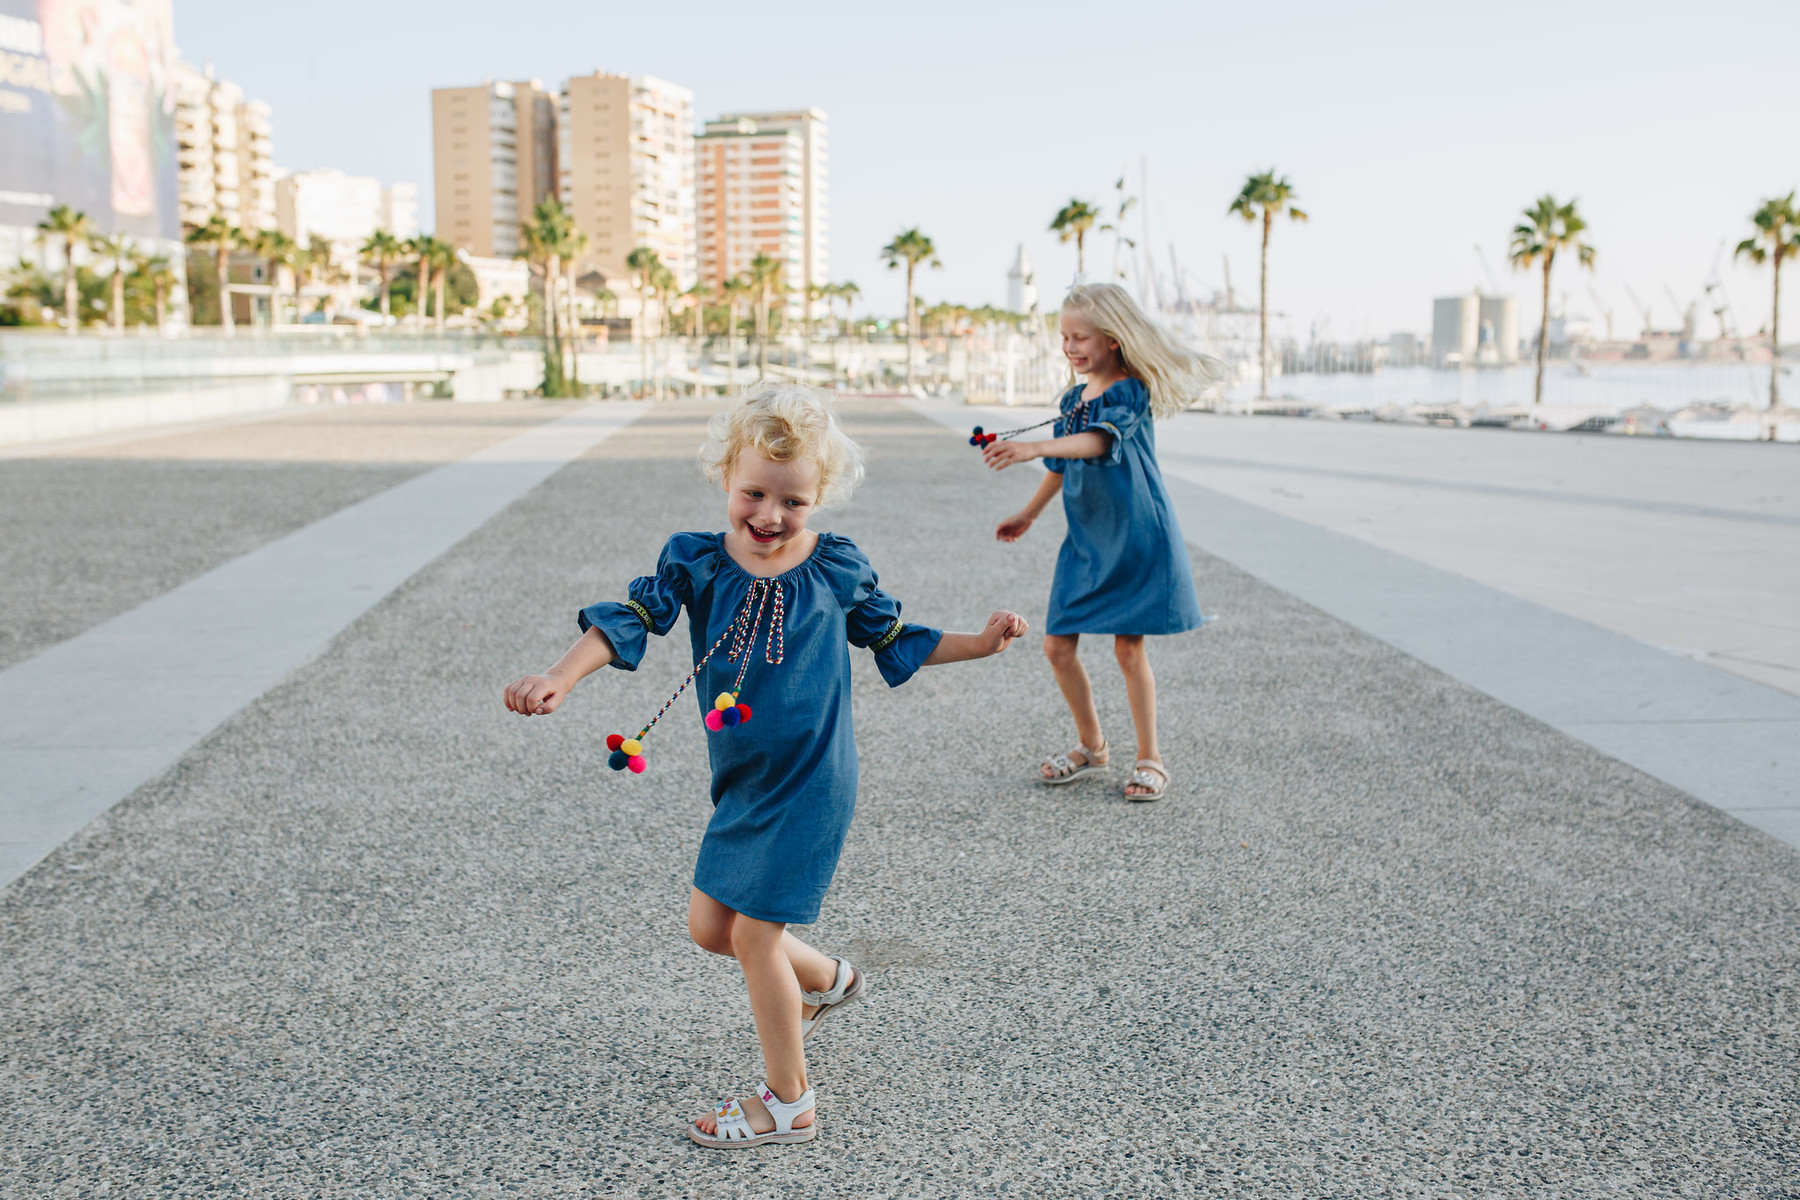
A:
[505,384,1027,1147]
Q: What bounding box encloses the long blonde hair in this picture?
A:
[1063,282,1225,419]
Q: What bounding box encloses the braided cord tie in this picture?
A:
[634,577,785,741]
[634,580,772,741]
[980,394,1092,442]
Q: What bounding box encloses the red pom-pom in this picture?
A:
[627,755,647,773]
[736,704,752,723]
[605,733,624,752]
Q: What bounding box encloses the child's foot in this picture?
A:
[1124,759,1169,801]
[689,1083,816,1147]
[1038,739,1107,785]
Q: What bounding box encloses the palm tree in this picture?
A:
[520,199,574,395]
[359,230,404,322]
[626,245,664,398]
[89,233,132,331]
[406,234,433,329]
[37,205,93,334]
[298,236,340,319]
[424,238,458,334]
[722,274,752,390]
[1050,198,1106,278]
[1229,171,1309,398]
[880,229,940,386]
[251,229,296,326]
[835,280,860,337]
[747,252,784,378]
[133,253,177,331]
[1509,195,1596,407]
[186,214,238,335]
[684,282,707,340]
[1734,192,1799,416]
[651,261,679,396]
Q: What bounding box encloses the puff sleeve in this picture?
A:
[1083,377,1149,468]
[576,533,702,671]
[824,536,943,687]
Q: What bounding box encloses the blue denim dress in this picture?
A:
[1039,378,1204,636]
[580,532,941,924]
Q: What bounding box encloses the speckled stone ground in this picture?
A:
[0,402,568,669]
[2,397,1796,1198]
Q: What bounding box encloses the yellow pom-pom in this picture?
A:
[714,692,736,711]
[620,738,642,756]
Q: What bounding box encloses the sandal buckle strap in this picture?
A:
[799,956,853,1007]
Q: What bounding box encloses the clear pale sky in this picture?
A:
[174,0,1797,342]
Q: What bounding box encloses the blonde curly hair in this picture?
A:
[698,382,866,508]
[1063,282,1227,419]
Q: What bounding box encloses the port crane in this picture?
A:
[1623,285,1657,337]
[1662,284,1699,342]
[1702,240,1739,339]
[1585,284,1615,341]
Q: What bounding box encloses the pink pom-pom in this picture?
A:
[627,755,647,773]
[704,709,725,731]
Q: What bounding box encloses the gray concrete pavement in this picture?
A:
[932,398,1800,847]
[0,402,645,885]
[0,402,572,671]
[2,397,1796,1197]
[1155,413,1800,697]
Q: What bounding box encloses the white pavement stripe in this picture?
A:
[905,397,1800,848]
[0,402,647,887]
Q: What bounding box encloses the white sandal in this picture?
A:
[1039,740,1108,786]
[688,1081,816,1148]
[1125,759,1170,802]
[801,956,864,1042]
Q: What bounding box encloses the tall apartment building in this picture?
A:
[431,80,558,258]
[558,72,695,288]
[172,62,274,232]
[698,108,826,315]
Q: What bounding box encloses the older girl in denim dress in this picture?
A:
[985,283,1222,801]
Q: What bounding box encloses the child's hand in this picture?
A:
[982,610,1029,654]
[504,673,569,716]
[981,439,1038,471]
[996,512,1033,542]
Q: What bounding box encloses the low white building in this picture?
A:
[275,169,419,253]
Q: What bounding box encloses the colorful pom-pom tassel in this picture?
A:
[721,705,741,727]
[737,703,752,723]
[704,709,725,731]
[620,738,642,756]
[605,733,624,752]
[627,755,647,773]
[608,749,629,771]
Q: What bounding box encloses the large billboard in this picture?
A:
[0,0,179,239]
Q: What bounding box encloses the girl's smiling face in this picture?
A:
[1060,309,1123,378]
[725,451,822,562]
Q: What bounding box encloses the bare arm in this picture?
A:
[996,467,1063,543]
[981,430,1111,471]
[921,610,1029,666]
[503,626,617,715]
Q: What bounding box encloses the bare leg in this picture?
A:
[1114,635,1161,796]
[687,891,820,1136]
[1041,633,1105,777]
[688,889,837,1005]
